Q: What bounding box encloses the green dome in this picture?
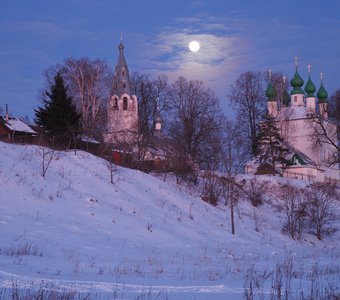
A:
[304,75,316,97]
[317,83,328,103]
[265,81,277,101]
[290,86,304,95]
[290,70,304,88]
[282,89,290,106]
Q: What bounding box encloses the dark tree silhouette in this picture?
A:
[35,73,82,148]
[229,71,266,156]
[168,76,223,166]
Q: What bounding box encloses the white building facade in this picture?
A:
[104,41,139,145]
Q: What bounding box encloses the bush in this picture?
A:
[3,242,43,257]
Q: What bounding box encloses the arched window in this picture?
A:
[123,97,128,110]
[123,83,126,88]
[113,97,118,110]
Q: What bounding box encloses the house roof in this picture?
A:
[283,142,317,167]
[245,141,317,170]
[79,135,100,144]
[0,116,36,134]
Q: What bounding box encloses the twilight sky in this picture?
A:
[1,0,340,120]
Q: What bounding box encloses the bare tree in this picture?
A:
[277,184,306,239]
[40,146,55,178]
[131,73,169,136]
[219,118,248,235]
[37,134,56,178]
[311,114,339,165]
[309,89,340,165]
[201,171,225,206]
[229,71,266,155]
[221,118,249,176]
[168,76,223,166]
[106,155,121,185]
[242,177,267,207]
[305,183,338,240]
[41,58,113,139]
[329,89,340,126]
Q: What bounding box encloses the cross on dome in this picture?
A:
[307,64,312,74]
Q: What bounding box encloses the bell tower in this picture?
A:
[104,40,139,144]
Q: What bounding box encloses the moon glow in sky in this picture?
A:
[189,41,200,52]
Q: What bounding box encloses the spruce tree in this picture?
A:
[258,112,287,170]
[35,73,81,148]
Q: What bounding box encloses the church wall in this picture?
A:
[278,117,338,169]
[107,94,138,137]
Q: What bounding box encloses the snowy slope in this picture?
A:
[0,142,339,299]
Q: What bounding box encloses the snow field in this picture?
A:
[0,142,339,299]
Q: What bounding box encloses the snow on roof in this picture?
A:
[79,135,100,144]
[1,116,36,134]
[283,142,317,166]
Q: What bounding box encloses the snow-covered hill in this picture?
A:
[0,142,339,299]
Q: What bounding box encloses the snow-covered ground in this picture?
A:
[0,142,339,299]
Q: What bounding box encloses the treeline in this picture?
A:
[35,57,340,173]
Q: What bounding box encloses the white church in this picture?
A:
[246,63,340,183]
[103,40,139,145]
[103,40,188,172]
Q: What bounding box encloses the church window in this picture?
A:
[123,97,128,110]
[294,96,297,102]
[113,97,118,110]
[122,71,125,76]
[123,83,126,88]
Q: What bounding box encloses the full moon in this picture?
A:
[189,40,200,52]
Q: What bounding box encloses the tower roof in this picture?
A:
[154,109,162,123]
[265,71,277,102]
[282,88,290,106]
[290,69,304,95]
[317,72,328,103]
[111,40,133,97]
[317,82,328,103]
[304,75,316,97]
